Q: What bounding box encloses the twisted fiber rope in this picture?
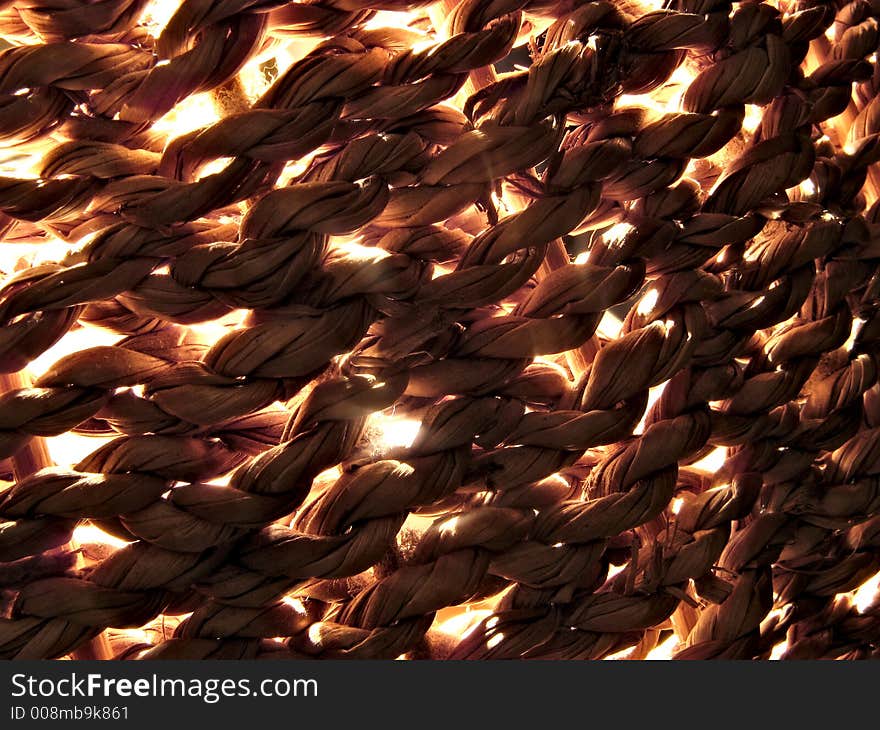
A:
[0,0,879,660]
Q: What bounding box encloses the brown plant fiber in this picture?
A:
[1,0,880,660]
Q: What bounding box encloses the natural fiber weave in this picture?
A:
[0,0,879,660]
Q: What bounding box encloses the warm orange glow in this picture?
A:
[596,311,624,340]
[485,632,505,649]
[645,634,678,660]
[138,0,183,38]
[437,608,492,639]
[239,45,300,103]
[46,432,116,469]
[312,465,343,487]
[188,309,249,345]
[690,446,727,476]
[634,380,668,435]
[617,62,697,114]
[151,92,220,139]
[843,318,866,354]
[72,523,131,549]
[27,325,122,380]
[366,412,421,450]
[769,640,788,659]
[332,238,392,262]
[491,188,528,217]
[204,473,233,488]
[276,150,323,187]
[282,595,308,615]
[742,105,763,134]
[636,288,660,317]
[602,222,634,247]
[838,569,880,613]
[194,156,233,181]
[0,149,40,178]
[0,237,73,276]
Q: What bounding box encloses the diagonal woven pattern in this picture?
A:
[1,0,880,660]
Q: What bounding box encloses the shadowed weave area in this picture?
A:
[0,0,879,660]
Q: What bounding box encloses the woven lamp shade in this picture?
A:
[0,0,879,661]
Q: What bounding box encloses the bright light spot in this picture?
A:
[27,326,122,380]
[188,309,249,345]
[596,311,623,340]
[574,251,590,264]
[601,222,634,247]
[607,563,627,579]
[205,473,232,488]
[668,63,697,88]
[364,10,416,30]
[634,380,668,435]
[307,623,324,646]
[332,239,391,262]
[439,516,459,536]
[491,185,526,216]
[671,497,683,515]
[46,432,115,469]
[72,523,131,549]
[282,596,307,615]
[486,633,505,649]
[691,446,727,475]
[437,609,492,639]
[277,150,321,186]
[367,413,421,449]
[125,628,154,644]
[616,61,695,114]
[743,105,762,134]
[652,318,676,334]
[843,317,866,353]
[604,645,636,660]
[238,45,300,101]
[139,0,183,38]
[0,238,73,276]
[844,141,857,156]
[195,157,232,180]
[636,288,659,317]
[645,633,678,659]
[151,92,219,140]
[852,570,880,613]
[0,148,42,179]
[313,465,343,487]
[490,191,509,216]
[799,178,816,196]
[770,640,788,659]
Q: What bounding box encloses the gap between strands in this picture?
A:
[0,370,113,660]
[427,4,597,380]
